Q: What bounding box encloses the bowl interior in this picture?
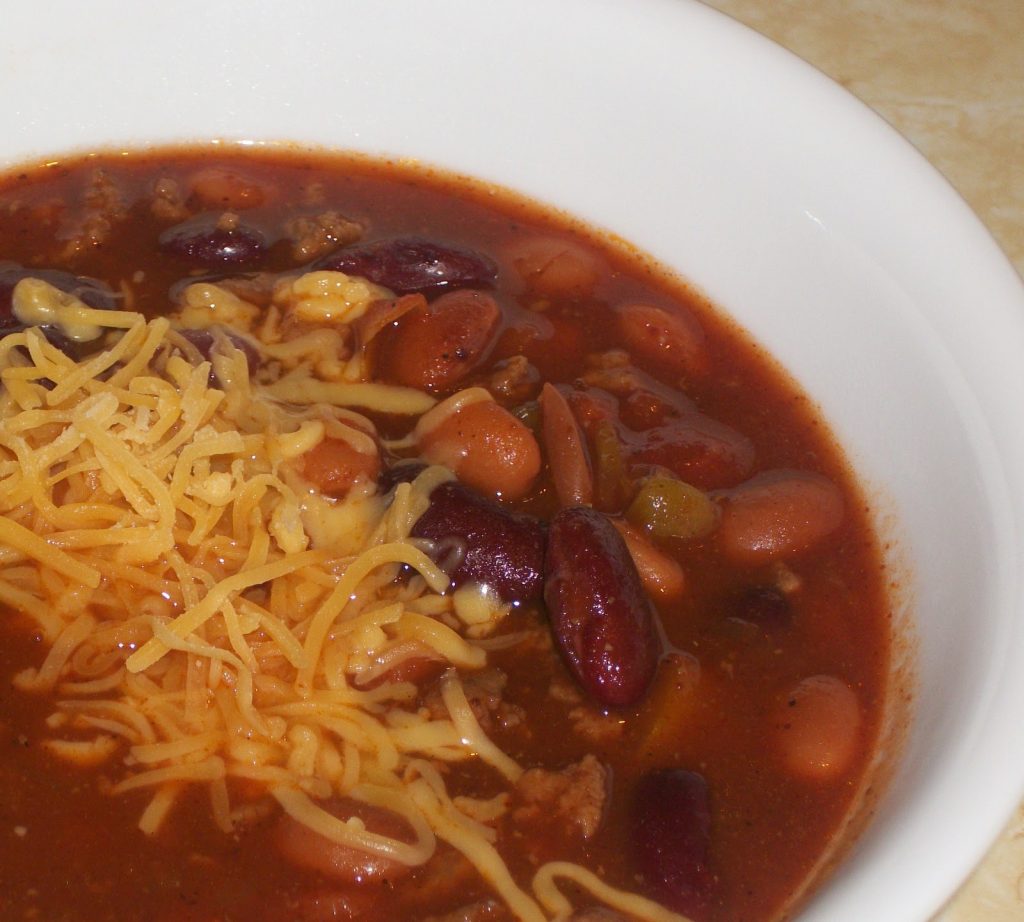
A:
[4,1,1024,919]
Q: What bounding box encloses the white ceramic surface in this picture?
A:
[3,1,1024,920]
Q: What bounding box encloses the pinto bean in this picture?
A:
[411,480,546,605]
[540,383,593,507]
[374,290,501,393]
[316,237,498,295]
[275,799,414,885]
[506,236,599,300]
[716,470,845,565]
[299,435,380,498]
[544,507,660,707]
[611,520,686,603]
[631,769,713,917]
[773,675,862,782]
[617,302,709,381]
[418,398,540,501]
[187,168,269,210]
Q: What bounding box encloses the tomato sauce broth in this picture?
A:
[0,148,891,922]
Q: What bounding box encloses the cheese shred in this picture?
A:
[0,277,686,922]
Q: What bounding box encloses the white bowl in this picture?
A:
[4,1,1024,919]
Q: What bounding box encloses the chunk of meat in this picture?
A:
[424,668,524,735]
[488,354,540,405]
[512,754,609,840]
[567,705,625,745]
[59,169,126,260]
[285,210,364,262]
[150,176,190,222]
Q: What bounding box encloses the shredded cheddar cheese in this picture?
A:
[0,275,690,922]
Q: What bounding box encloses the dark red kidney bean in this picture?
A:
[544,507,659,708]
[159,213,267,266]
[628,412,755,490]
[411,480,545,605]
[373,289,501,393]
[730,584,791,630]
[631,769,713,918]
[177,326,261,377]
[0,261,117,320]
[0,317,78,369]
[316,236,498,295]
[0,263,116,361]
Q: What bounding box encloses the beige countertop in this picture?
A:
[699,1,1024,919]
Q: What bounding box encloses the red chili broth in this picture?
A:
[0,148,891,922]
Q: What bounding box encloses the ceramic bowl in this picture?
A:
[2,1,1023,919]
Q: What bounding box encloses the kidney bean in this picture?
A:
[177,326,261,377]
[544,507,659,707]
[418,398,541,501]
[617,302,709,382]
[628,413,755,490]
[0,263,119,360]
[411,480,546,605]
[316,236,498,295]
[540,383,593,507]
[374,289,501,393]
[631,768,713,917]
[773,675,862,782]
[0,261,117,320]
[505,236,599,300]
[275,798,414,885]
[159,213,267,266]
[0,318,78,364]
[716,470,844,565]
